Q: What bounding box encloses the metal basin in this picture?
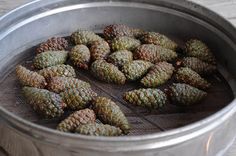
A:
[0,0,236,156]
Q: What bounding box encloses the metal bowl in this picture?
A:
[0,0,236,156]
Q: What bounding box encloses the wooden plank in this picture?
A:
[190,0,236,20]
[208,3,236,19]
[0,0,30,15]
[229,18,236,26]
[190,0,236,6]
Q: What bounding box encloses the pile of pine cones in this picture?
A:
[16,24,217,136]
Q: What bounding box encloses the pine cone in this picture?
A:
[22,87,66,118]
[167,83,207,106]
[111,36,141,51]
[141,62,174,87]
[61,87,97,110]
[103,24,133,40]
[36,37,68,54]
[57,109,96,132]
[90,60,126,84]
[131,28,146,38]
[75,123,122,136]
[134,44,177,63]
[92,97,130,134]
[33,51,68,69]
[140,32,178,50]
[123,88,167,109]
[70,45,90,69]
[16,65,47,88]
[184,39,216,64]
[180,57,217,75]
[103,24,146,39]
[90,40,110,60]
[107,50,133,67]
[175,67,210,90]
[71,30,103,45]
[38,64,76,80]
[47,77,91,93]
[122,60,153,81]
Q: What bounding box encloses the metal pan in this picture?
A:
[0,0,236,156]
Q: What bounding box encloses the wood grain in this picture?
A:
[0,0,236,156]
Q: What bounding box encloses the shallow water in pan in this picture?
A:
[0,36,234,136]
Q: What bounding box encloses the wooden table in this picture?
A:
[0,0,236,155]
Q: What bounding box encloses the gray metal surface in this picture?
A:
[0,0,236,156]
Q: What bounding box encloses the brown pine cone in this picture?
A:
[36,37,68,54]
[57,109,96,132]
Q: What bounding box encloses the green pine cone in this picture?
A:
[61,87,97,110]
[122,60,153,81]
[92,97,130,134]
[184,39,216,64]
[141,62,174,87]
[90,40,110,60]
[16,65,47,88]
[111,36,141,51]
[180,57,217,75]
[123,88,167,109]
[131,28,146,38]
[140,32,178,50]
[47,76,91,93]
[71,30,103,45]
[70,45,90,69]
[134,44,177,63]
[57,109,96,132]
[167,83,207,106]
[90,60,126,84]
[75,123,122,136]
[107,50,133,67]
[103,24,145,39]
[38,64,76,80]
[175,67,210,90]
[22,87,66,118]
[33,51,68,69]
[104,24,133,40]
